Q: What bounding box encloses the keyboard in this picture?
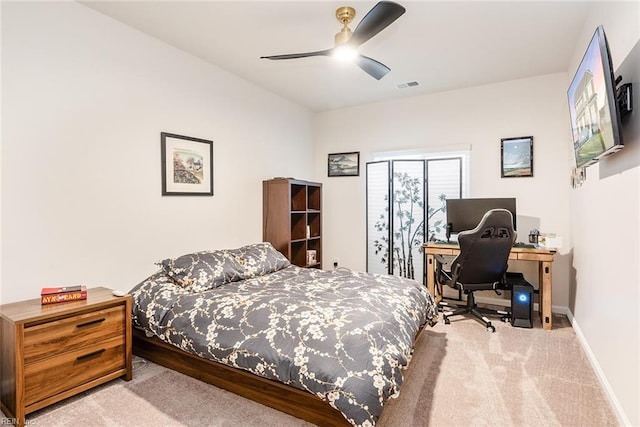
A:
[513,242,537,249]
[430,241,537,249]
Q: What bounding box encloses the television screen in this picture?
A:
[567,25,623,168]
[446,198,516,235]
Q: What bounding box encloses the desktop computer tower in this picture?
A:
[511,281,534,328]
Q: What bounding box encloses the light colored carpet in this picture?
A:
[5,314,618,426]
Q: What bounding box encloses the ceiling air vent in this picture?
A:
[396,81,420,89]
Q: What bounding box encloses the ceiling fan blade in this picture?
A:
[261,49,332,60]
[349,1,406,46]
[355,55,391,80]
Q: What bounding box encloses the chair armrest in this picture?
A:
[434,255,452,293]
[434,254,448,280]
[434,254,448,266]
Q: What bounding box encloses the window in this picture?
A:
[366,148,469,279]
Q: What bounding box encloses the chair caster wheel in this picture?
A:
[444,317,450,325]
[501,317,510,323]
[487,325,496,333]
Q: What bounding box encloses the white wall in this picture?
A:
[314,73,573,307]
[567,3,640,425]
[0,2,314,304]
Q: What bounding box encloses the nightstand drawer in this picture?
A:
[24,305,125,364]
[23,335,125,406]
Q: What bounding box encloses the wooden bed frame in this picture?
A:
[132,328,351,426]
[133,325,429,426]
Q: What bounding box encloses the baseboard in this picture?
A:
[566,309,631,426]
[552,305,568,315]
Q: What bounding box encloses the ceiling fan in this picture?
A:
[260,1,406,80]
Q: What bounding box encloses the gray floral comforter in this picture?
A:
[130,265,436,426]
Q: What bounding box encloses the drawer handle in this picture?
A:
[75,318,106,329]
[76,349,106,362]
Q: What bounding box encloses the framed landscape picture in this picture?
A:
[161,132,214,195]
[328,152,360,177]
[501,136,533,178]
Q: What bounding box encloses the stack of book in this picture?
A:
[40,285,87,305]
[306,250,317,265]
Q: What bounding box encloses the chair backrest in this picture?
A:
[450,208,516,285]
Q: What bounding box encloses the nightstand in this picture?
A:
[0,287,132,427]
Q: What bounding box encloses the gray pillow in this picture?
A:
[158,242,290,292]
[229,242,291,279]
[158,250,244,292]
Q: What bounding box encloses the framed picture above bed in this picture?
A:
[161,132,214,196]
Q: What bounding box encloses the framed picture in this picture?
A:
[501,136,533,178]
[328,152,360,177]
[161,132,213,195]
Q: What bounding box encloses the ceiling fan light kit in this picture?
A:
[334,6,355,45]
[333,45,358,61]
[260,1,406,80]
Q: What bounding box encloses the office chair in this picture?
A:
[435,209,516,332]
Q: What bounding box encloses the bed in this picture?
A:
[129,243,437,426]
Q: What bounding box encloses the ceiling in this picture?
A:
[80,1,594,112]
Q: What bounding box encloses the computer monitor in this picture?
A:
[445,198,516,240]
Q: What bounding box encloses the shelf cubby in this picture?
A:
[291,213,307,241]
[308,185,321,211]
[291,184,307,212]
[291,241,308,267]
[308,212,321,238]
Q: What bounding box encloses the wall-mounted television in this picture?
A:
[567,25,624,169]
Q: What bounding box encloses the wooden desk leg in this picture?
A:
[539,261,553,330]
[426,254,441,303]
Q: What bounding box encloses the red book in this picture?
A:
[41,286,87,305]
[41,285,84,295]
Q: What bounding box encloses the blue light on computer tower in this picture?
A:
[511,282,534,328]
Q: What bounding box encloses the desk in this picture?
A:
[423,243,556,330]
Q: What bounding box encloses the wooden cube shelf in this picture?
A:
[263,178,322,269]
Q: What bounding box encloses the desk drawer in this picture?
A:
[23,336,125,406]
[24,306,125,364]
